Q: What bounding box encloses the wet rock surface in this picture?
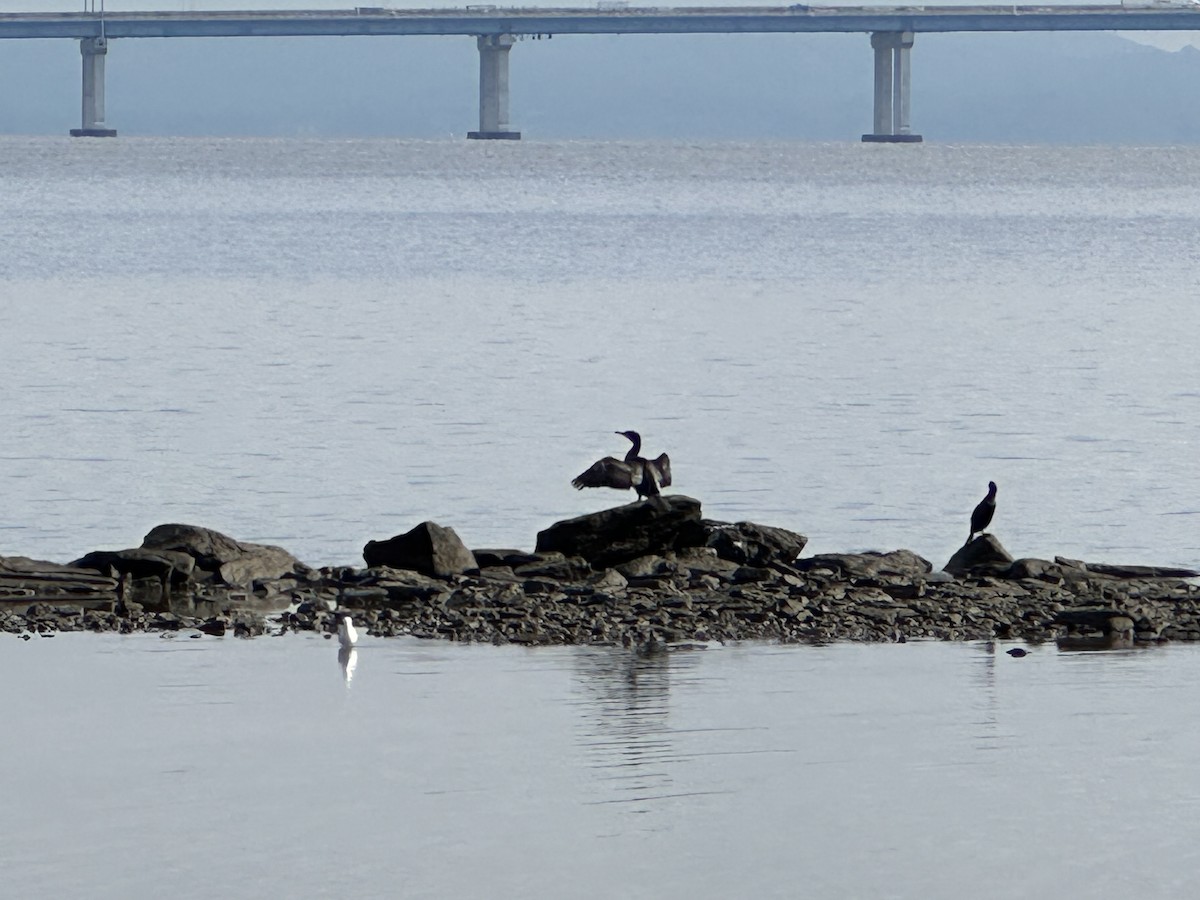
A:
[364,521,477,577]
[535,496,705,569]
[3,505,1200,648]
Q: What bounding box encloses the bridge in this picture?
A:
[3,5,1200,140]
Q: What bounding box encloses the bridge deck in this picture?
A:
[3,5,1200,39]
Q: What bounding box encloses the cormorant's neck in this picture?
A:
[624,433,641,461]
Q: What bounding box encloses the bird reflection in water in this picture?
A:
[337,614,359,685]
[572,646,704,824]
[968,640,1004,753]
[339,646,358,685]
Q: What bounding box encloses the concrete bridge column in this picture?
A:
[468,34,521,140]
[70,37,117,137]
[862,31,921,143]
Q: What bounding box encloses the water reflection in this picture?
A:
[10,636,1200,898]
[339,646,358,685]
[1055,634,1137,652]
[572,648,675,819]
[957,640,999,755]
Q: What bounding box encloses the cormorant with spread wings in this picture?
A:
[571,430,672,500]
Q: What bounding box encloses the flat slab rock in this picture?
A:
[72,548,195,585]
[1057,558,1199,580]
[0,556,119,608]
[795,549,931,580]
[536,496,704,570]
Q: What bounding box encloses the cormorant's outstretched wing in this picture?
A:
[650,453,671,489]
[572,457,637,491]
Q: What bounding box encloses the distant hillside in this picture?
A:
[2,29,1200,142]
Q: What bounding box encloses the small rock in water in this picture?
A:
[1007,648,1028,658]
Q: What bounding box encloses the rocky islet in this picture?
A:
[3,496,1198,649]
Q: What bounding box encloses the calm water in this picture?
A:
[3,139,1200,896]
[3,636,1200,900]
[1,137,1198,570]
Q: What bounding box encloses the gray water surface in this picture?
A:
[1,137,1198,569]
[4,136,1199,900]
[2,636,1199,900]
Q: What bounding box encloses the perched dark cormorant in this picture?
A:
[969,481,998,542]
[571,430,672,500]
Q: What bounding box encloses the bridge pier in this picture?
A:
[468,34,520,140]
[70,37,117,137]
[862,31,921,143]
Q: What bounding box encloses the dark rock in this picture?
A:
[116,599,145,618]
[1052,607,1134,634]
[731,566,773,584]
[944,535,1015,577]
[882,581,925,600]
[124,576,168,612]
[1069,560,1199,580]
[697,520,808,566]
[232,613,265,638]
[476,566,522,584]
[1108,615,1136,635]
[513,556,591,582]
[142,524,244,570]
[588,569,629,592]
[376,579,447,606]
[615,556,673,579]
[535,495,704,570]
[1004,558,1066,583]
[0,556,120,608]
[218,546,302,587]
[336,587,390,607]
[294,597,334,616]
[363,522,477,577]
[149,612,182,631]
[141,523,303,586]
[471,549,539,568]
[198,619,227,636]
[1054,556,1086,570]
[1,556,114,581]
[796,550,932,581]
[73,548,195,585]
[674,547,740,578]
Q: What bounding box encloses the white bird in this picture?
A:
[337,616,358,649]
